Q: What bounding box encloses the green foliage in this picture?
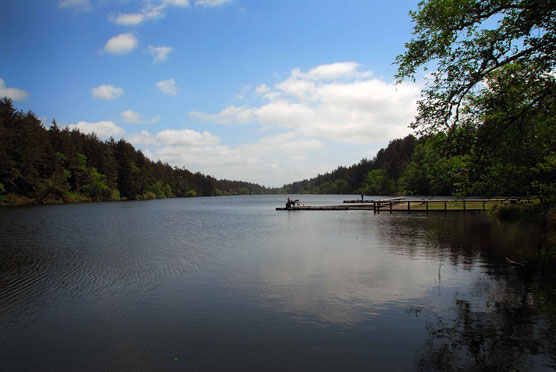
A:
[185,189,197,197]
[490,203,546,225]
[399,134,472,196]
[396,0,556,135]
[361,169,395,195]
[314,179,350,194]
[145,181,174,199]
[283,136,417,194]
[394,0,556,213]
[82,167,111,201]
[0,99,275,205]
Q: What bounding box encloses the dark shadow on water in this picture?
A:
[397,215,556,371]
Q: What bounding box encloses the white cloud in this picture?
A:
[255,84,271,95]
[156,79,178,95]
[58,0,91,11]
[235,85,252,100]
[190,62,420,144]
[113,0,190,26]
[156,129,220,146]
[91,85,123,100]
[114,13,144,26]
[190,105,252,124]
[293,62,371,81]
[67,121,125,139]
[148,46,173,62]
[126,127,325,186]
[111,0,230,27]
[163,0,190,6]
[195,0,233,6]
[104,33,138,55]
[120,110,159,124]
[127,130,156,146]
[0,78,29,101]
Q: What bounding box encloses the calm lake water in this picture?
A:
[1,195,555,371]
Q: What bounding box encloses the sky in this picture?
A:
[1,0,423,187]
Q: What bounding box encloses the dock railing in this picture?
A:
[373,198,509,213]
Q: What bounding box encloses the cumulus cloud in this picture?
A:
[293,62,371,81]
[0,78,29,101]
[156,79,178,95]
[164,0,190,5]
[58,0,91,11]
[67,121,125,139]
[190,62,420,144]
[104,33,138,55]
[91,85,123,100]
[113,0,190,26]
[195,0,233,6]
[126,126,325,186]
[156,129,220,146]
[120,110,159,124]
[148,46,173,62]
[235,85,252,100]
[255,84,271,96]
[114,13,144,26]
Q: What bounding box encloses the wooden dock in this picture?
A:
[276,205,374,211]
[343,197,405,204]
[277,198,512,212]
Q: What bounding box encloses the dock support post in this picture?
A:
[426,200,428,212]
[463,200,466,212]
[408,201,411,213]
[483,200,485,211]
[389,201,392,213]
[444,200,447,211]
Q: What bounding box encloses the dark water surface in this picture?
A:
[1,195,555,371]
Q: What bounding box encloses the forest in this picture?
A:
[0,99,275,205]
[284,0,556,225]
[2,0,555,223]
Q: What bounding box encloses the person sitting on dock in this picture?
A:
[286,198,301,209]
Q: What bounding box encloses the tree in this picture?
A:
[361,169,396,195]
[467,61,556,197]
[396,0,556,137]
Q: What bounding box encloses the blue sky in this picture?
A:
[1,0,422,187]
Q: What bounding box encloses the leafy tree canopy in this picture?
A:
[396,0,556,135]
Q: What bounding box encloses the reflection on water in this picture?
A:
[0,195,555,371]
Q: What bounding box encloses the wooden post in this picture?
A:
[373,202,376,213]
[463,199,466,212]
[389,201,392,213]
[482,200,485,211]
[408,201,411,213]
[444,200,447,211]
[426,200,428,212]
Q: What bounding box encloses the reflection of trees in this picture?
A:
[381,214,554,266]
[415,263,556,371]
[375,214,556,370]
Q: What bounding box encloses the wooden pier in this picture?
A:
[277,198,512,212]
[343,197,405,204]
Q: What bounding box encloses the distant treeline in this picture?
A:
[283,0,556,211]
[0,99,275,205]
[283,136,417,195]
[283,128,555,205]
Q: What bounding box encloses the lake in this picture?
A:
[1,195,555,371]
